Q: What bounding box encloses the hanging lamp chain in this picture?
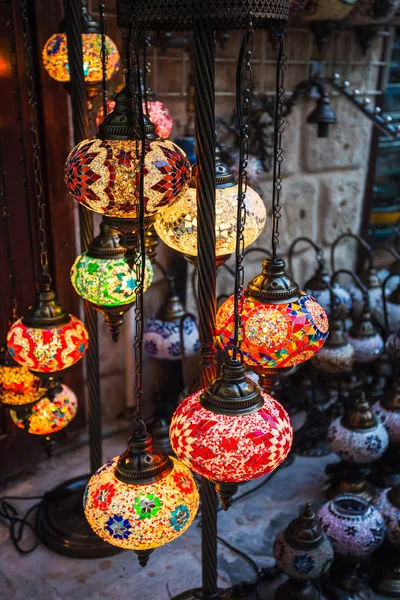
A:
[270,26,287,259]
[98,0,108,118]
[20,0,49,280]
[233,14,253,352]
[142,35,151,119]
[0,136,17,323]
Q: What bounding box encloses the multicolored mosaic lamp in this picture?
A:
[71,222,153,341]
[10,384,78,436]
[64,86,191,257]
[273,503,334,599]
[6,280,89,377]
[216,257,329,390]
[84,422,199,565]
[170,355,293,508]
[96,98,173,140]
[154,149,266,266]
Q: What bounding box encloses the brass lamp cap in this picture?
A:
[189,146,236,190]
[200,357,263,415]
[284,503,323,550]
[115,423,173,485]
[155,293,186,322]
[361,267,381,290]
[349,309,376,339]
[341,393,377,431]
[97,87,158,141]
[246,256,300,304]
[305,264,330,292]
[87,222,126,259]
[22,281,70,328]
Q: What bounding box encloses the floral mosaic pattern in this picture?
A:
[374,489,400,546]
[347,332,384,364]
[7,316,88,373]
[373,401,400,443]
[96,100,173,140]
[84,457,199,550]
[0,364,46,406]
[65,138,191,219]
[42,33,119,83]
[318,495,385,558]
[216,292,328,370]
[143,316,199,360]
[305,285,352,317]
[312,342,355,374]
[328,416,388,464]
[154,185,266,257]
[273,530,333,580]
[71,253,153,306]
[170,390,293,482]
[10,384,78,435]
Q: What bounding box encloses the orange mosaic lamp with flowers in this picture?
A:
[0,342,47,411]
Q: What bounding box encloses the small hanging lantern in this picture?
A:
[154,148,266,267]
[273,503,334,599]
[312,315,355,373]
[170,355,293,509]
[349,265,383,320]
[347,308,384,363]
[326,393,388,501]
[84,422,199,565]
[7,280,89,376]
[71,222,153,341]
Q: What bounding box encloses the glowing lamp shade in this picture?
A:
[42,33,119,83]
[84,456,199,551]
[155,185,266,258]
[170,390,293,483]
[10,384,77,435]
[71,253,153,306]
[96,100,173,140]
[65,137,191,219]
[7,316,89,373]
[0,364,46,406]
[216,293,328,370]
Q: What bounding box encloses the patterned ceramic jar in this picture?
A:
[347,0,399,25]
[318,495,385,558]
[374,488,400,547]
[274,503,334,580]
[328,395,389,464]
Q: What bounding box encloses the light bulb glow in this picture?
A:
[170,390,293,482]
[84,457,199,550]
[0,364,45,403]
[71,253,153,306]
[42,33,119,83]
[154,185,266,257]
[216,292,328,370]
[65,138,191,219]
[10,384,77,435]
[96,100,173,140]
[7,316,89,373]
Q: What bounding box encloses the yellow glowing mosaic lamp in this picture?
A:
[71,222,154,342]
[64,86,192,253]
[154,149,266,266]
[216,257,329,390]
[84,423,199,565]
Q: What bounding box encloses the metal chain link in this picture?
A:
[143,36,151,119]
[271,26,287,259]
[233,15,253,352]
[0,136,17,323]
[20,0,49,279]
[98,0,108,118]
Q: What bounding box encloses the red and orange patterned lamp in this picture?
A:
[216,257,329,391]
[170,353,293,508]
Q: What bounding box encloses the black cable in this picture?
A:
[0,495,43,554]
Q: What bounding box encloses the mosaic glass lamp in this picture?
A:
[373,379,400,445]
[273,503,334,599]
[96,98,173,140]
[349,266,383,320]
[154,150,266,266]
[347,308,384,364]
[0,342,46,411]
[326,393,389,501]
[64,86,191,249]
[318,495,385,594]
[216,257,329,390]
[10,384,78,436]
[312,316,355,374]
[6,281,89,376]
[71,222,153,341]
[84,423,199,565]
[374,486,400,548]
[170,356,293,508]
[304,262,352,318]
[143,287,199,360]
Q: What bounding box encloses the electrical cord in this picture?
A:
[0,495,42,554]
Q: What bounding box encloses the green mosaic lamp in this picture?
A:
[71,222,153,341]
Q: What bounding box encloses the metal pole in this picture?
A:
[193,15,218,597]
[64,0,102,473]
